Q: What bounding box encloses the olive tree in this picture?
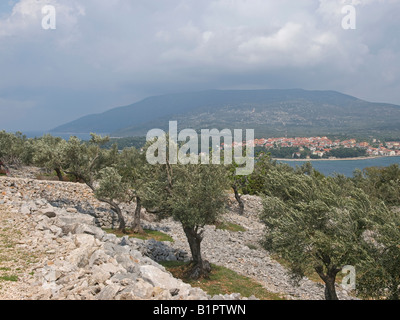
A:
[115,147,146,234]
[62,134,129,232]
[94,166,132,232]
[32,134,67,181]
[140,140,230,278]
[259,167,371,300]
[225,150,251,215]
[0,131,26,167]
[353,164,400,207]
[357,203,400,300]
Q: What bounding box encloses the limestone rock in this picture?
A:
[139,265,193,298]
[96,284,121,300]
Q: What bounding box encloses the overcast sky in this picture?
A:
[0,0,399,132]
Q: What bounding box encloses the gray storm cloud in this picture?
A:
[0,0,399,131]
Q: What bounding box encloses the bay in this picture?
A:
[278,157,400,177]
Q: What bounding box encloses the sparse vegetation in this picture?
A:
[215,221,246,232]
[160,261,284,300]
[0,275,18,282]
[0,207,39,291]
[103,228,174,242]
[245,243,258,250]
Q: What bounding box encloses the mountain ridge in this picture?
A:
[51,89,400,138]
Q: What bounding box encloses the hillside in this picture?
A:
[51,89,400,138]
[0,170,354,300]
[0,174,238,300]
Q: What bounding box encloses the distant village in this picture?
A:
[223,137,400,159]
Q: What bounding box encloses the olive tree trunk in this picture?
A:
[54,168,64,181]
[232,185,244,215]
[109,203,126,233]
[131,196,144,234]
[183,226,211,279]
[324,276,339,300]
[315,266,341,300]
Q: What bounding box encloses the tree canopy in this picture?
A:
[250,155,400,300]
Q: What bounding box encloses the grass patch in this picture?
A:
[160,261,284,300]
[0,275,18,282]
[215,221,246,233]
[245,243,258,250]
[103,228,174,242]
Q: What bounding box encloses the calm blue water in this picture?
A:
[279,157,400,177]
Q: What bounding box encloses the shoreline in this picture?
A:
[273,155,400,162]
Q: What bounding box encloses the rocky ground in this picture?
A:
[0,167,355,300]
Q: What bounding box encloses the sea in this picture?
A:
[23,131,92,141]
[278,157,400,177]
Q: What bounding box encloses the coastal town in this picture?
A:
[223,137,400,159]
[254,137,400,159]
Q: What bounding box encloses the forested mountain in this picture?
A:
[51,89,400,138]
